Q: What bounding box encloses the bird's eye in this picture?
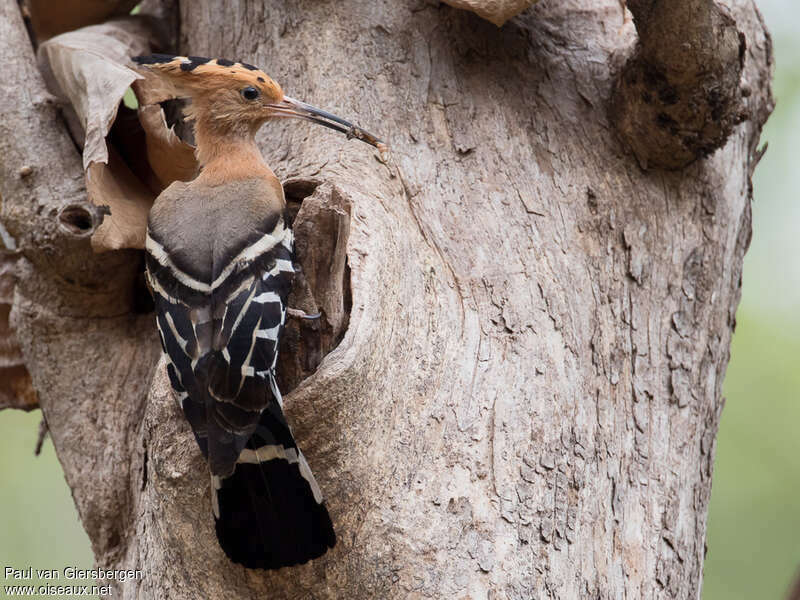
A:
[241,86,260,101]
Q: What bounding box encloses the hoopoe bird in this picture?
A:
[132,54,382,569]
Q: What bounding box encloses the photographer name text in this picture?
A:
[4,566,143,582]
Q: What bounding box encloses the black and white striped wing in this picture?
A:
[145,225,295,470]
[146,224,335,568]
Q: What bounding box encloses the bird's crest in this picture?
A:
[131,54,283,104]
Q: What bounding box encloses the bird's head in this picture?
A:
[131,54,383,148]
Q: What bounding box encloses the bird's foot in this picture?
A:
[287,307,322,320]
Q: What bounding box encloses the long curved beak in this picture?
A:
[267,96,384,149]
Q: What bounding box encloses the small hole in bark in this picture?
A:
[58,204,96,236]
[283,178,321,227]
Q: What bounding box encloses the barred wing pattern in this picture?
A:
[145,219,335,569]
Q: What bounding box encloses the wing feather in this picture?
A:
[147,204,335,567]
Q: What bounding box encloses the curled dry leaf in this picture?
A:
[36,17,193,252]
[37,18,155,169]
[132,68,186,107]
[25,0,141,42]
[442,0,539,26]
[136,103,198,190]
[131,70,200,188]
[85,149,154,252]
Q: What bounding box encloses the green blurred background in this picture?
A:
[0,1,797,598]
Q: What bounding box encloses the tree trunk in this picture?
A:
[0,0,773,598]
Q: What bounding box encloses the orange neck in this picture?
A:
[193,117,275,186]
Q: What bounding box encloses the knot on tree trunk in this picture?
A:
[57,201,109,237]
[277,179,353,394]
[611,0,746,170]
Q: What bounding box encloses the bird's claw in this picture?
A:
[287,307,322,320]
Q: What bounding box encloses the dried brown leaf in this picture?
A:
[137,104,198,189]
[441,0,539,26]
[25,0,140,41]
[132,69,186,106]
[37,18,156,168]
[86,150,153,252]
[37,18,162,251]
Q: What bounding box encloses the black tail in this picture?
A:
[212,398,336,569]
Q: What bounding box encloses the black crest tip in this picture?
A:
[131,53,176,66]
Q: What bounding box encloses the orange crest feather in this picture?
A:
[131,54,283,104]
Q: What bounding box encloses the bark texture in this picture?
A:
[0,246,36,410]
[611,0,748,169]
[0,0,773,598]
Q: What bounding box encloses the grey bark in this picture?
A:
[0,0,773,599]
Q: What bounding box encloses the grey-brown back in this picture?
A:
[147,177,285,285]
